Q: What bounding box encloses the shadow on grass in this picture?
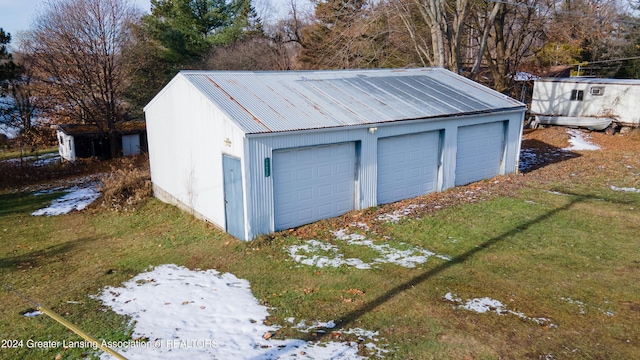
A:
[0,236,101,271]
[299,191,595,342]
[0,191,65,218]
[519,139,581,173]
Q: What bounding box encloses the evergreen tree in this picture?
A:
[0,29,19,95]
[125,0,263,112]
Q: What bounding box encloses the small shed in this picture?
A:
[530,77,640,132]
[56,122,147,161]
[145,68,526,240]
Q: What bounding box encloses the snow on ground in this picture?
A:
[287,227,449,269]
[287,240,372,269]
[97,264,385,360]
[519,147,575,172]
[31,181,101,216]
[1,152,61,166]
[518,148,541,172]
[610,185,640,193]
[376,204,425,223]
[444,293,557,328]
[560,297,614,317]
[562,129,600,151]
[287,319,389,358]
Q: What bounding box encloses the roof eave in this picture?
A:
[245,106,527,137]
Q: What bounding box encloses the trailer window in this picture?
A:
[570,89,584,101]
[590,86,604,96]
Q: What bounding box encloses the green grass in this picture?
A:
[1,181,639,359]
[0,147,58,161]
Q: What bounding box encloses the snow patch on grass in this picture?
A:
[97,264,380,359]
[376,204,425,223]
[287,240,371,269]
[287,227,449,269]
[31,181,100,216]
[445,293,557,328]
[560,297,614,316]
[610,185,640,193]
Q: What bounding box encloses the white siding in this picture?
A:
[145,75,246,238]
[57,131,75,162]
[531,80,640,127]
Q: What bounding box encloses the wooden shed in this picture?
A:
[56,122,147,161]
[145,68,526,240]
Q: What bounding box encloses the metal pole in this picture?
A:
[37,306,128,360]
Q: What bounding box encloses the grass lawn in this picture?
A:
[1,129,639,359]
[0,147,59,161]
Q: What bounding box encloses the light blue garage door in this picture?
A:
[377,131,440,205]
[273,143,356,230]
[455,122,505,186]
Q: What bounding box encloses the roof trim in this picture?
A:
[244,106,526,138]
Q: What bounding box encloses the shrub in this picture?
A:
[0,155,92,190]
[98,155,152,212]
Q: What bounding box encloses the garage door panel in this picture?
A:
[377,131,440,205]
[455,122,504,186]
[297,168,313,181]
[274,143,355,230]
[317,165,332,177]
[318,204,333,217]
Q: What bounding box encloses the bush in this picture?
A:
[0,155,91,190]
[99,155,152,212]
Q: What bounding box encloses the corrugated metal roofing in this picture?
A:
[179,68,525,134]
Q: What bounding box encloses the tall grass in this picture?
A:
[98,156,152,212]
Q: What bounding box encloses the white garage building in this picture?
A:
[145,68,526,240]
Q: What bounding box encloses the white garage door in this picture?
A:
[273,143,355,230]
[377,131,440,205]
[455,122,505,186]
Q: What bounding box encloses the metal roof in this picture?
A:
[178,68,525,134]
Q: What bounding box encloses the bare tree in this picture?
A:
[394,0,469,72]
[206,37,292,70]
[0,52,49,148]
[21,0,140,158]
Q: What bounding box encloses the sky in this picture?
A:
[0,0,308,46]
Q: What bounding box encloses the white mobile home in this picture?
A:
[145,68,526,240]
[530,78,640,133]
